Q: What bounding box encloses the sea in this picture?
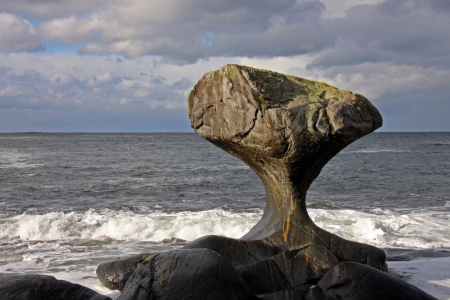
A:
[1,132,449,299]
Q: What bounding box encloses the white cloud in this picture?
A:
[0,85,24,97]
[84,72,121,87]
[1,0,450,131]
[0,53,195,117]
[287,62,450,100]
[4,0,450,67]
[0,13,41,52]
[39,15,103,45]
[320,0,384,18]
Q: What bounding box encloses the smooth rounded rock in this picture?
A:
[96,252,153,291]
[118,249,253,300]
[236,245,338,295]
[0,274,111,300]
[316,262,438,300]
[182,235,287,266]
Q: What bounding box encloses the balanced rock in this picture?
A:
[188,64,386,270]
[96,65,437,300]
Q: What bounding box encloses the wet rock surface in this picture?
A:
[235,245,338,295]
[96,253,153,292]
[116,249,253,300]
[0,274,111,300]
[316,262,438,300]
[384,248,450,261]
[181,235,287,265]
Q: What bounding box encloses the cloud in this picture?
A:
[3,0,450,67]
[0,0,109,20]
[0,54,196,131]
[0,13,41,52]
[288,62,450,99]
[31,0,327,61]
[84,72,121,87]
[1,0,450,132]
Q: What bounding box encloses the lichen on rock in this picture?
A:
[188,64,385,270]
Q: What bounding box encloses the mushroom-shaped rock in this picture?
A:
[188,64,386,270]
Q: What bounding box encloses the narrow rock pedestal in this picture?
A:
[188,64,385,270]
[96,65,438,300]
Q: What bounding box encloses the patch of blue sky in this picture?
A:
[202,32,216,47]
[41,42,87,55]
[14,13,41,27]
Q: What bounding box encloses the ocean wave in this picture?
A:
[344,149,411,153]
[0,150,42,169]
[1,208,449,249]
[310,209,450,249]
[0,209,262,243]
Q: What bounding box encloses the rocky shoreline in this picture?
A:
[1,65,441,300]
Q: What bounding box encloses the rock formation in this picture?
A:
[97,253,153,292]
[0,275,111,300]
[97,64,437,299]
[188,64,386,270]
[117,249,253,300]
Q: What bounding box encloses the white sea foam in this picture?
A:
[0,150,41,168]
[310,209,450,249]
[0,209,262,243]
[1,207,449,249]
[345,149,411,153]
[389,257,450,300]
[1,207,450,300]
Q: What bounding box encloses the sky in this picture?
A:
[0,0,449,132]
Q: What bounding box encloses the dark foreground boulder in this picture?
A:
[96,253,153,291]
[317,262,438,300]
[0,274,111,300]
[236,245,339,295]
[259,287,331,300]
[182,235,287,265]
[117,249,253,300]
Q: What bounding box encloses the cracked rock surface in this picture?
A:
[188,64,385,270]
